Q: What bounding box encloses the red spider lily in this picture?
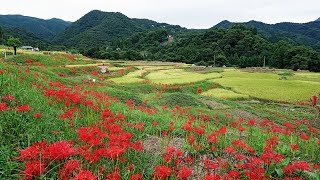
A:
[106,173,121,180]
[74,170,96,180]
[130,140,144,151]
[153,165,172,179]
[83,99,94,107]
[300,133,309,141]
[152,121,159,127]
[130,174,143,180]
[2,94,15,101]
[17,104,31,112]
[176,166,192,180]
[76,126,107,146]
[243,167,265,179]
[187,134,195,145]
[22,160,46,180]
[168,121,175,131]
[104,146,126,159]
[203,159,219,170]
[283,161,311,175]
[227,170,240,178]
[290,144,299,151]
[310,95,318,107]
[43,141,77,161]
[163,146,183,163]
[33,113,42,118]
[59,106,81,119]
[17,141,47,161]
[58,160,80,180]
[204,174,221,180]
[248,119,256,126]
[0,102,9,111]
[218,126,227,134]
[260,150,284,165]
[225,146,235,154]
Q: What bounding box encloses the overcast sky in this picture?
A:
[1,0,319,29]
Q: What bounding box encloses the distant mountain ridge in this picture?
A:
[53,10,187,49]
[0,14,71,41]
[0,11,319,53]
[213,20,320,51]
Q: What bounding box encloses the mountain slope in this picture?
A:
[316,18,320,21]
[214,20,320,51]
[0,15,71,41]
[53,10,186,50]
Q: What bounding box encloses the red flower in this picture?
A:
[0,69,6,74]
[74,170,96,180]
[204,174,221,180]
[2,94,15,101]
[248,119,256,126]
[219,126,227,134]
[17,104,31,112]
[225,146,235,154]
[22,160,46,180]
[300,133,309,141]
[310,95,318,107]
[130,140,144,151]
[33,113,42,118]
[131,174,143,180]
[43,141,76,161]
[176,166,192,180]
[228,170,240,178]
[204,159,219,170]
[106,173,121,180]
[0,102,9,111]
[18,141,47,161]
[290,144,299,151]
[58,160,80,180]
[283,161,311,175]
[153,165,172,179]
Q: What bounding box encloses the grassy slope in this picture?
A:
[0,55,319,179]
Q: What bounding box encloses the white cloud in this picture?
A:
[1,0,319,28]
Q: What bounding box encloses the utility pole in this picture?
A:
[1,33,6,60]
[214,54,216,67]
[263,56,266,68]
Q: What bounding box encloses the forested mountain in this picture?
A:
[1,11,320,71]
[53,10,187,50]
[0,15,71,41]
[214,20,320,51]
[84,25,320,72]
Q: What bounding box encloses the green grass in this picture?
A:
[146,69,222,84]
[201,88,249,100]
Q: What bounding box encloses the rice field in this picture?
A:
[110,69,147,84]
[201,88,249,100]
[145,69,222,84]
[210,71,320,102]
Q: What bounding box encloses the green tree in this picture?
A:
[0,26,3,45]
[6,37,22,47]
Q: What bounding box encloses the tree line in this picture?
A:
[82,25,320,72]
